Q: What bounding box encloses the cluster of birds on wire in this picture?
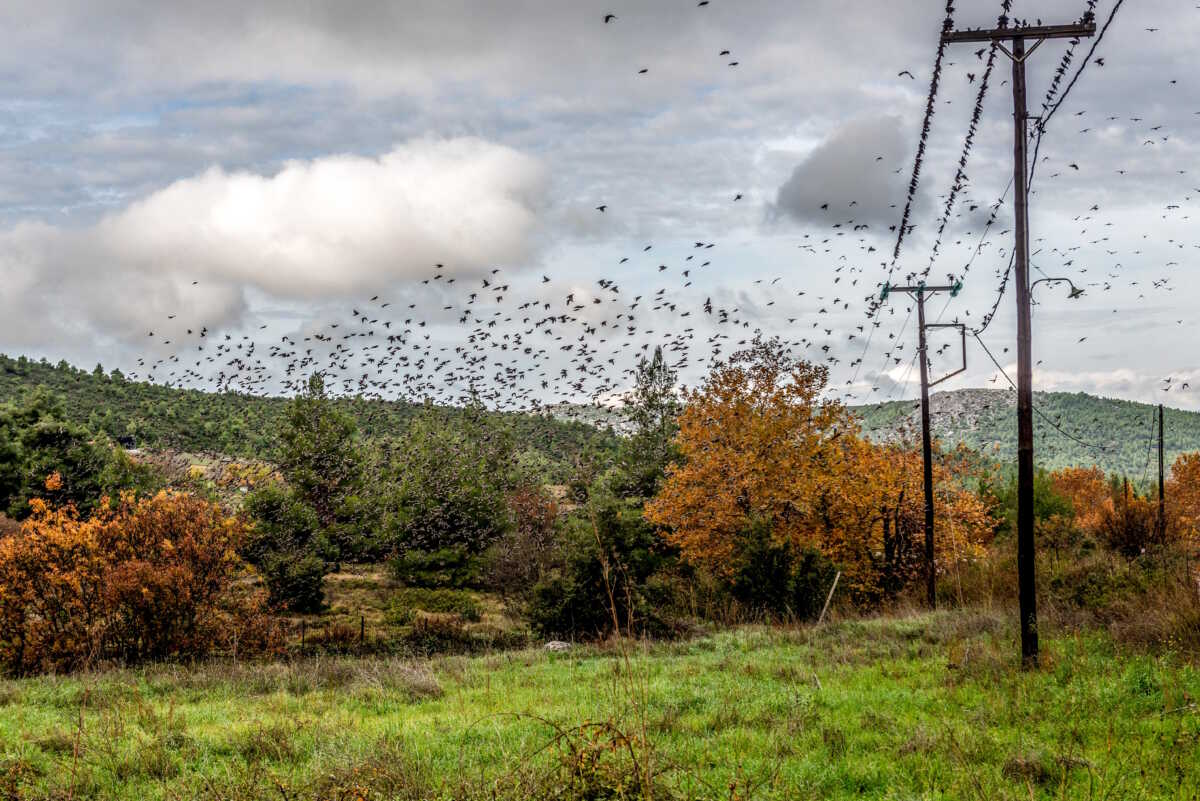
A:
[117,0,1195,458]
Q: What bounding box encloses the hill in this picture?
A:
[7,354,1197,482]
[0,354,617,481]
[852,388,1200,479]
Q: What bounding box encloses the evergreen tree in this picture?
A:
[383,407,520,586]
[0,390,114,519]
[276,373,368,558]
[613,346,681,499]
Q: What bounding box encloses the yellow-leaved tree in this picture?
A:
[645,337,993,605]
[1048,465,1112,534]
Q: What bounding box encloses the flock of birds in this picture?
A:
[115,2,1198,455]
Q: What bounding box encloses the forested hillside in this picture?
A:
[0,354,616,480]
[7,354,1200,483]
[853,388,1200,479]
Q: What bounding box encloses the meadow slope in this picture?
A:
[2,611,1197,800]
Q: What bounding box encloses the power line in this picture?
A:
[922,3,1012,282]
[1140,405,1157,487]
[887,0,957,271]
[852,1,958,392]
[973,325,1112,456]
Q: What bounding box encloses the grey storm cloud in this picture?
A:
[772,114,927,230]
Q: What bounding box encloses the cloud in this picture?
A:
[771,114,924,229]
[0,137,547,347]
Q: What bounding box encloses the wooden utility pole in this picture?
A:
[942,18,1096,669]
[880,282,964,608]
[1158,404,1165,538]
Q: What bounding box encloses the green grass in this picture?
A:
[1,611,1198,800]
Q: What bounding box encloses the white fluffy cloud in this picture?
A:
[0,138,547,347]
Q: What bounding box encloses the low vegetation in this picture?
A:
[1,615,1197,800]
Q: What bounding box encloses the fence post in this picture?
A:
[818,571,842,625]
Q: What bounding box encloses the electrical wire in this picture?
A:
[851,0,958,392]
[922,1,1012,282]
[973,330,1114,455]
[1140,406,1157,487]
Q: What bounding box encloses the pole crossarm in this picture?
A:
[888,285,957,294]
[941,23,1096,44]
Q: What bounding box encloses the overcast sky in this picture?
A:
[1,0,1198,409]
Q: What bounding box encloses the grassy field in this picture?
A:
[2,610,1198,800]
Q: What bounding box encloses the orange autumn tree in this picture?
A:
[645,338,846,571]
[1048,465,1111,534]
[1167,451,1200,544]
[802,432,993,600]
[645,337,994,604]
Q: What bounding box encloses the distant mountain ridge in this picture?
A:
[851,388,1200,479]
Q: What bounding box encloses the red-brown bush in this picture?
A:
[0,491,277,675]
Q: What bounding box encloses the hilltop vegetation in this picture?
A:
[0,354,616,483]
[7,354,1197,485]
[853,388,1200,480]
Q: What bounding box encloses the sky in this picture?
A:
[1,0,1198,410]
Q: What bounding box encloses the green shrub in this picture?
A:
[527,501,679,640]
[387,587,482,623]
[259,552,327,614]
[380,411,520,587]
[242,484,329,612]
[727,519,838,620]
[389,547,482,589]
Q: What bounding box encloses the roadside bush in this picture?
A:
[1099,493,1170,557]
[1042,540,1200,655]
[0,492,271,675]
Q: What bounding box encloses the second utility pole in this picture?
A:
[942,18,1095,669]
[880,281,964,608]
[1159,403,1165,539]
